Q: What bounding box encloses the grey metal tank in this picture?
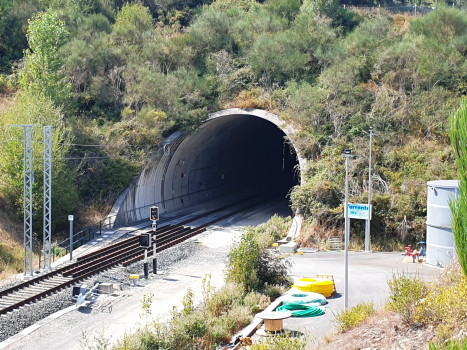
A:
[426,180,459,267]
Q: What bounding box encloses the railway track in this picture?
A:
[0,191,281,316]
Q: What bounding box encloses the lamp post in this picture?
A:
[365,127,373,253]
[343,149,352,309]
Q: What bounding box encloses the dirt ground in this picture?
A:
[319,311,438,350]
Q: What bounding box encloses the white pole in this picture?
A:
[343,149,352,309]
[68,215,74,261]
[365,128,373,252]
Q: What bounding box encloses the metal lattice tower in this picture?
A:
[43,126,52,270]
[23,126,34,276]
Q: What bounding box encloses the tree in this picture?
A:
[0,93,78,235]
[249,31,309,88]
[19,11,71,108]
[112,3,153,46]
[0,0,14,71]
[449,98,467,277]
[2,11,78,235]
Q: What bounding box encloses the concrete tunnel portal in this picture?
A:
[112,109,304,225]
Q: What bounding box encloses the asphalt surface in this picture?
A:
[283,251,442,341]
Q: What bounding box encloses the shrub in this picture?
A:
[334,301,374,332]
[262,284,289,301]
[252,214,292,249]
[226,225,292,291]
[226,229,261,291]
[247,331,309,350]
[204,282,245,317]
[450,98,467,278]
[386,272,428,325]
[429,338,467,350]
[414,265,467,343]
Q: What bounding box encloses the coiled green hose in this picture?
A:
[276,302,325,317]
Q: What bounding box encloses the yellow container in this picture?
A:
[292,278,334,297]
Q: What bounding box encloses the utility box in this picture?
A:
[139,233,152,248]
[98,283,114,294]
[72,284,88,300]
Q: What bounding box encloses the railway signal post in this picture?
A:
[139,233,151,279]
[150,206,159,274]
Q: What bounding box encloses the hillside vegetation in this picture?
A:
[0,0,465,276]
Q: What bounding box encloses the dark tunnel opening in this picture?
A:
[161,114,300,212]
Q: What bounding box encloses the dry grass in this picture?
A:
[295,222,344,251]
[317,263,467,349]
[295,221,408,252]
[75,201,112,229]
[0,196,27,280]
[0,93,13,114]
[316,311,436,350]
[224,88,274,110]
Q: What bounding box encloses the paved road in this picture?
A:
[284,251,441,341]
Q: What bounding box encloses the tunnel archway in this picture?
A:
[112,109,305,225]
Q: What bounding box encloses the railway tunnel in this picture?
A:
[112,109,305,226]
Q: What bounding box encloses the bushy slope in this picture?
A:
[0,0,464,256]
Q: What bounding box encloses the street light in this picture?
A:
[365,127,373,253]
[343,149,352,309]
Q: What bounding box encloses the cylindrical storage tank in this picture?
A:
[426,180,459,267]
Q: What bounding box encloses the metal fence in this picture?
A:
[52,215,116,261]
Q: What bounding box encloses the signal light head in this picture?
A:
[150,206,159,221]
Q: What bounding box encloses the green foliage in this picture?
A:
[249,31,309,87]
[334,301,375,332]
[113,279,269,349]
[112,3,153,46]
[249,214,292,249]
[0,0,36,73]
[264,0,301,21]
[300,0,339,17]
[248,332,309,350]
[429,338,467,350]
[262,284,289,300]
[139,292,154,324]
[40,0,118,20]
[386,272,428,325]
[414,266,467,343]
[0,0,464,256]
[226,217,292,291]
[449,98,467,278]
[226,229,261,291]
[20,11,72,108]
[0,93,78,233]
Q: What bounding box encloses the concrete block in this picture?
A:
[279,242,298,254]
[98,283,114,294]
